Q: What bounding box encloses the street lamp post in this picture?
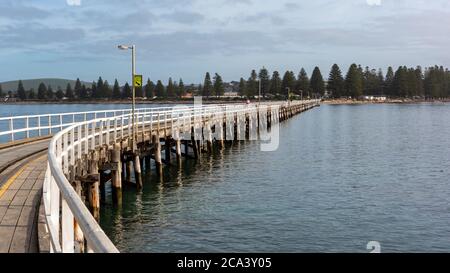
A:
[118,44,136,151]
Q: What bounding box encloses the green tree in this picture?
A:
[74,78,82,99]
[296,68,310,97]
[213,73,224,97]
[363,66,381,96]
[202,72,212,98]
[103,80,112,98]
[281,71,296,98]
[393,66,408,97]
[112,79,121,99]
[327,64,344,98]
[65,83,74,99]
[28,88,35,100]
[178,78,185,98]
[0,84,3,98]
[95,77,104,98]
[38,82,47,100]
[269,71,281,96]
[167,78,175,98]
[56,86,65,99]
[246,70,258,97]
[123,82,132,98]
[17,80,26,100]
[345,64,363,98]
[80,84,88,99]
[90,81,97,99]
[155,80,165,98]
[238,78,247,97]
[385,66,395,97]
[258,67,270,98]
[310,67,325,96]
[144,79,155,98]
[47,85,54,100]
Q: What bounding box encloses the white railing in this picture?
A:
[42,100,319,253]
[0,106,176,143]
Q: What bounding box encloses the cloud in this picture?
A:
[67,0,82,6]
[366,0,381,6]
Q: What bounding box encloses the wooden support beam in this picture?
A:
[85,151,100,222]
[110,145,122,206]
[152,134,163,176]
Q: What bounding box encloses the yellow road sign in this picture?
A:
[134,75,143,87]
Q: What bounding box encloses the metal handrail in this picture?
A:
[43,100,320,253]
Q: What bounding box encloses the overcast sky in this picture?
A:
[0,0,449,84]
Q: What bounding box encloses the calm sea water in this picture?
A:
[96,103,450,253]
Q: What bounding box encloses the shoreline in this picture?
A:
[1,98,449,105]
[321,99,450,105]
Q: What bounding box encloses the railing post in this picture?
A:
[49,116,52,135]
[38,116,42,137]
[25,117,29,139]
[9,118,14,142]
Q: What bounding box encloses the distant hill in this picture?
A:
[0,78,92,92]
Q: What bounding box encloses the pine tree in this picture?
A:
[238,78,247,97]
[178,79,185,98]
[246,70,258,97]
[393,66,408,97]
[414,66,424,97]
[123,82,132,98]
[47,85,54,100]
[0,84,3,98]
[377,69,385,96]
[56,86,65,99]
[103,80,112,98]
[135,83,143,98]
[65,83,74,99]
[363,66,380,96]
[385,67,395,97]
[167,78,175,98]
[74,78,82,99]
[95,77,104,98]
[281,71,296,98]
[28,88,35,100]
[310,67,325,96]
[202,72,212,98]
[269,71,282,95]
[112,79,121,99]
[90,81,97,99]
[38,82,47,100]
[155,80,165,98]
[17,80,26,100]
[258,67,270,98]
[296,68,310,97]
[213,73,224,97]
[80,85,88,99]
[327,64,344,98]
[144,79,155,98]
[345,64,363,98]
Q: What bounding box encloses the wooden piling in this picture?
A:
[153,135,163,175]
[111,145,122,205]
[87,151,100,222]
[134,154,143,189]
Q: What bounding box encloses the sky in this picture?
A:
[0,0,449,84]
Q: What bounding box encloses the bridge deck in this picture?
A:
[0,140,49,253]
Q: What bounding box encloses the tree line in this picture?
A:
[1,77,187,101]
[234,64,450,99]
[1,64,449,101]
